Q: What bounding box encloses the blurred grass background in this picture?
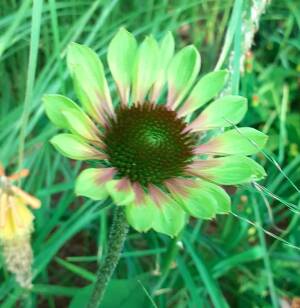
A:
[0,0,300,307]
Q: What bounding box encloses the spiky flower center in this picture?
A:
[103,104,195,186]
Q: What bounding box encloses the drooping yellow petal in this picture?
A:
[8,169,29,181]
[0,165,39,289]
[11,186,41,209]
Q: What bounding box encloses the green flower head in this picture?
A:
[44,28,267,237]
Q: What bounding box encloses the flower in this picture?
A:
[44,28,267,237]
[0,163,41,288]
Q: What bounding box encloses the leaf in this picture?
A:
[70,278,150,308]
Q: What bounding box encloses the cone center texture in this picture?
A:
[103,104,195,186]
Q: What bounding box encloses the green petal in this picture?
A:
[197,180,231,214]
[179,70,228,116]
[197,156,266,185]
[178,180,230,219]
[190,95,247,131]
[197,127,268,156]
[180,191,217,219]
[50,134,102,160]
[125,198,156,232]
[62,109,99,141]
[150,32,175,102]
[151,196,186,237]
[132,35,159,103]
[43,94,82,129]
[106,179,135,206]
[167,45,200,109]
[67,42,113,121]
[107,28,137,105]
[75,168,109,200]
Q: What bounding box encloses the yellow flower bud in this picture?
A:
[0,164,41,289]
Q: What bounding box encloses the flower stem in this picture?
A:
[88,206,129,308]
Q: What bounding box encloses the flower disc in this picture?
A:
[103,104,195,186]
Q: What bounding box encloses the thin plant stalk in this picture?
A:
[88,206,129,308]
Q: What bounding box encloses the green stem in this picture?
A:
[88,206,129,308]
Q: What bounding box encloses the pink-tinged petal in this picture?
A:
[75,168,116,200]
[166,45,200,109]
[95,167,117,185]
[95,91,115,120]
[67,43,114,124]
[115,177,131,191]
[147,185,186,237]
[149,32,175,103]
[185,160,221,178]
[164,178,197,198]
[90,138,106,151]
[175,179,231,218]
[61,108,101,142]
[132,182,146,205]
[132,36,159,104]
[177,70,229,117]
[188,156,266,185]
[125,196,156,233]
[193,140,220,155]
[107,28,137,106]
[187,96,247,132]
[187,160,220,170]
[194,127,268,156]
[106,177,135,206]
[51,134,107,161]
[148,184,168,208]
[183,114,207,133]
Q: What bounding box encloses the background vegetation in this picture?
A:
[0,0,299,307]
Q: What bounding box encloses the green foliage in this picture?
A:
[0,0,299,307]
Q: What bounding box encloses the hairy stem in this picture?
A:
[88,206,129,308]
